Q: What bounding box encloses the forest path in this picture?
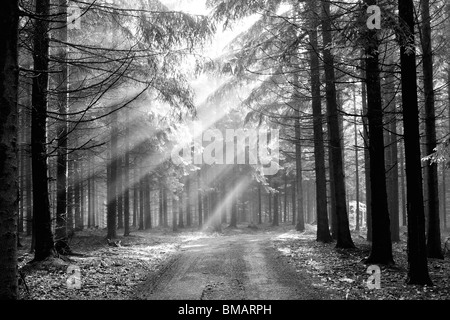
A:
[135,227,333,300]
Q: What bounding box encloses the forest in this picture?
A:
[0,0,450,303]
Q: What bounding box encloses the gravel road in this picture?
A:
[136,228,334,300]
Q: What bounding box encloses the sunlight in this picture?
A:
[201,176,252,231]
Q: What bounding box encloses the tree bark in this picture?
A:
[0,0,19,299]
[361,60,372,240]
[294,94,305,232]
[144,174,151,229]
[272,182,279,227]
[420,0,443,259]
[186,176,191,227]
[138,166,144,230]
[354,89,360,232]
[117,154,123,229]
[364,0,393,264]
[398,0,432,285]
[123,123,130,236]
[321,0,354,248]
[55,0,70,254]
[309,0,331,242]
[107,109,118,239]
[198,170,203,228]
[31,0,55,261]
[384,63,400,242]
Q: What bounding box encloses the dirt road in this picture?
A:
[135,228,334,300]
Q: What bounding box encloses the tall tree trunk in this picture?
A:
[291,179,296,226]
[421,0,443,259]
[385,63,400,242]
[123,124,130,236]
[91,163,96,227]
[55,0,69,254]
[399,140,407,226]
[364,0,393,264]
[172,195,178,232]
[294,90,305,231]
[442,163,447,230]
[272,182,279,227]
[283,172,288,223]
[321,0,354,248]
[67,155,73,232]
[31,0,55,261]
[398,0,432,285]
[229,166,238,228]
[186,176,191,227]
[26,131,32,236]
[159,180,164,227]
[258,183,263,224]
[198,170,203,228]
[178,190,184,228]
[107,110,118,239]
[87,161,91,228]
[163,184,168,227]
[309,0,331,241]
[354,89,360,232]
[0,0,19,299]
[133,164,138,228]
[268,191,272,223]
[117,155,123,229]
[138,167,144,230]
[144,174,151,229]
[361,60,372,240]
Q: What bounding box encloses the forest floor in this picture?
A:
[17,223,450,300]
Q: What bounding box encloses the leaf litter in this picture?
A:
[17,228,216,300]
[271,224,450,300]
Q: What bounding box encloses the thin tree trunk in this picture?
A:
[87,161,91,228]
[291,179,296,226]
[198,170,203,228]
[361,60,372,240]
[107,108,118,238]
[353,90,360,232]
[172,195,178,232]
[144,174,151,229]
[139,166,144,230]
[268,191,272,223]
[442,163,447,230]
[123,124,130,236]
[186,176,191,227]
[80,161,85,228]
[55,0,69,254]
[117,155,123,229]
[284,172,288,223]
[399,140,407,226]
[26,133,32,236]
[229,166,238,227]
[258,183,262,224]
[132,165,138,228]
[385,63,400,242]
[272,182,279,227]
[294,91,305,231]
